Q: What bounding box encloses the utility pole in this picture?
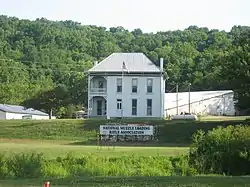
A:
[188,83,191,114]
[176,83,179,115]
[49,108,52,119]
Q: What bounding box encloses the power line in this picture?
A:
[0,59,91,74]
[0,58,93,67]
[1,58,194,82]
[166,86,177,93]
[0,58,92,75]
[0,66,89,75]
[1,58,190,74]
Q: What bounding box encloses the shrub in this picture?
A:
[6,152,44,178]
[42,160,68,178]
[189,125,250,175]
[58,153,88,176]
[170,155,197,176]
[0,152,197,179]
[0,154,8,179]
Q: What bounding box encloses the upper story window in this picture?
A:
[132,99,137,116]
[132,78,138,93]
[117,78,122,92]
[147,78,153,93]
[147,99,152,116]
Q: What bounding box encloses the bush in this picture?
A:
[42,160,68,178]
[0,154,8,179]
[0,152,195,179]
[189,125,250,175]
[6,152,44,178]
[170,155,197,176]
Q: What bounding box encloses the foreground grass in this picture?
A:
[0,140,188,158]
[0,152,194,178]
[1,176,250,187]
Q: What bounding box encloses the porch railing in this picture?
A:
[89,87,107,94]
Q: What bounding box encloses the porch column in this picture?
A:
[87,75,90,117]
[92,97,94,116]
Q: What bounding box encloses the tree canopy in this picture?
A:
[0,15,250,117]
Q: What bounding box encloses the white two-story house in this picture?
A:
[87,53,165,118]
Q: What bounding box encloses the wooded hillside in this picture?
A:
[0,15,249,117]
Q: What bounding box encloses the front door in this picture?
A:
[97,100,102,115]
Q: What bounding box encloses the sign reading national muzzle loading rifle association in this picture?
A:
[99,125,154,136]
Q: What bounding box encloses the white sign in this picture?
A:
[99,125,154,136]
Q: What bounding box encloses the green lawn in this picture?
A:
[0,139,188,158]
[0,117,249,158]
[1,176,250,187]
[200,115,250,121]
[0,118,249,186]
[0,117,249,146]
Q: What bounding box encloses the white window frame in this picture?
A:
[132,78,138,93]
[147,78,153,93]
[147,99,152,116]
[132,99,137,116]
[117,99,122,110]
[117,78,122,93]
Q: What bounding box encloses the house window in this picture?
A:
[147,99,152,116]
[147,78,153,93]
[132,99,137,116]
[132,78,138,93]
[117,99,122,110]
[117,78,122,92]
[104,100,107,115]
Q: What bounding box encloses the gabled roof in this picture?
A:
[88,53,161,73]
[0,104,49,116]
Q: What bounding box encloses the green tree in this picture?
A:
[0,15,250,116]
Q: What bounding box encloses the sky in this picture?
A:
[0,0,249,33]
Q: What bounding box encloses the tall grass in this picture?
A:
[0,152,196,179]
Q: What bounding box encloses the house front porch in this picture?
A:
[88,96,107,118]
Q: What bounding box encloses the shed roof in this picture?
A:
[164,90,234,110]
[0,104,49,116]
[88,53,161,73]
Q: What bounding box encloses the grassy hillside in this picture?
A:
[0,118,250,186]
[0,118,249,145]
